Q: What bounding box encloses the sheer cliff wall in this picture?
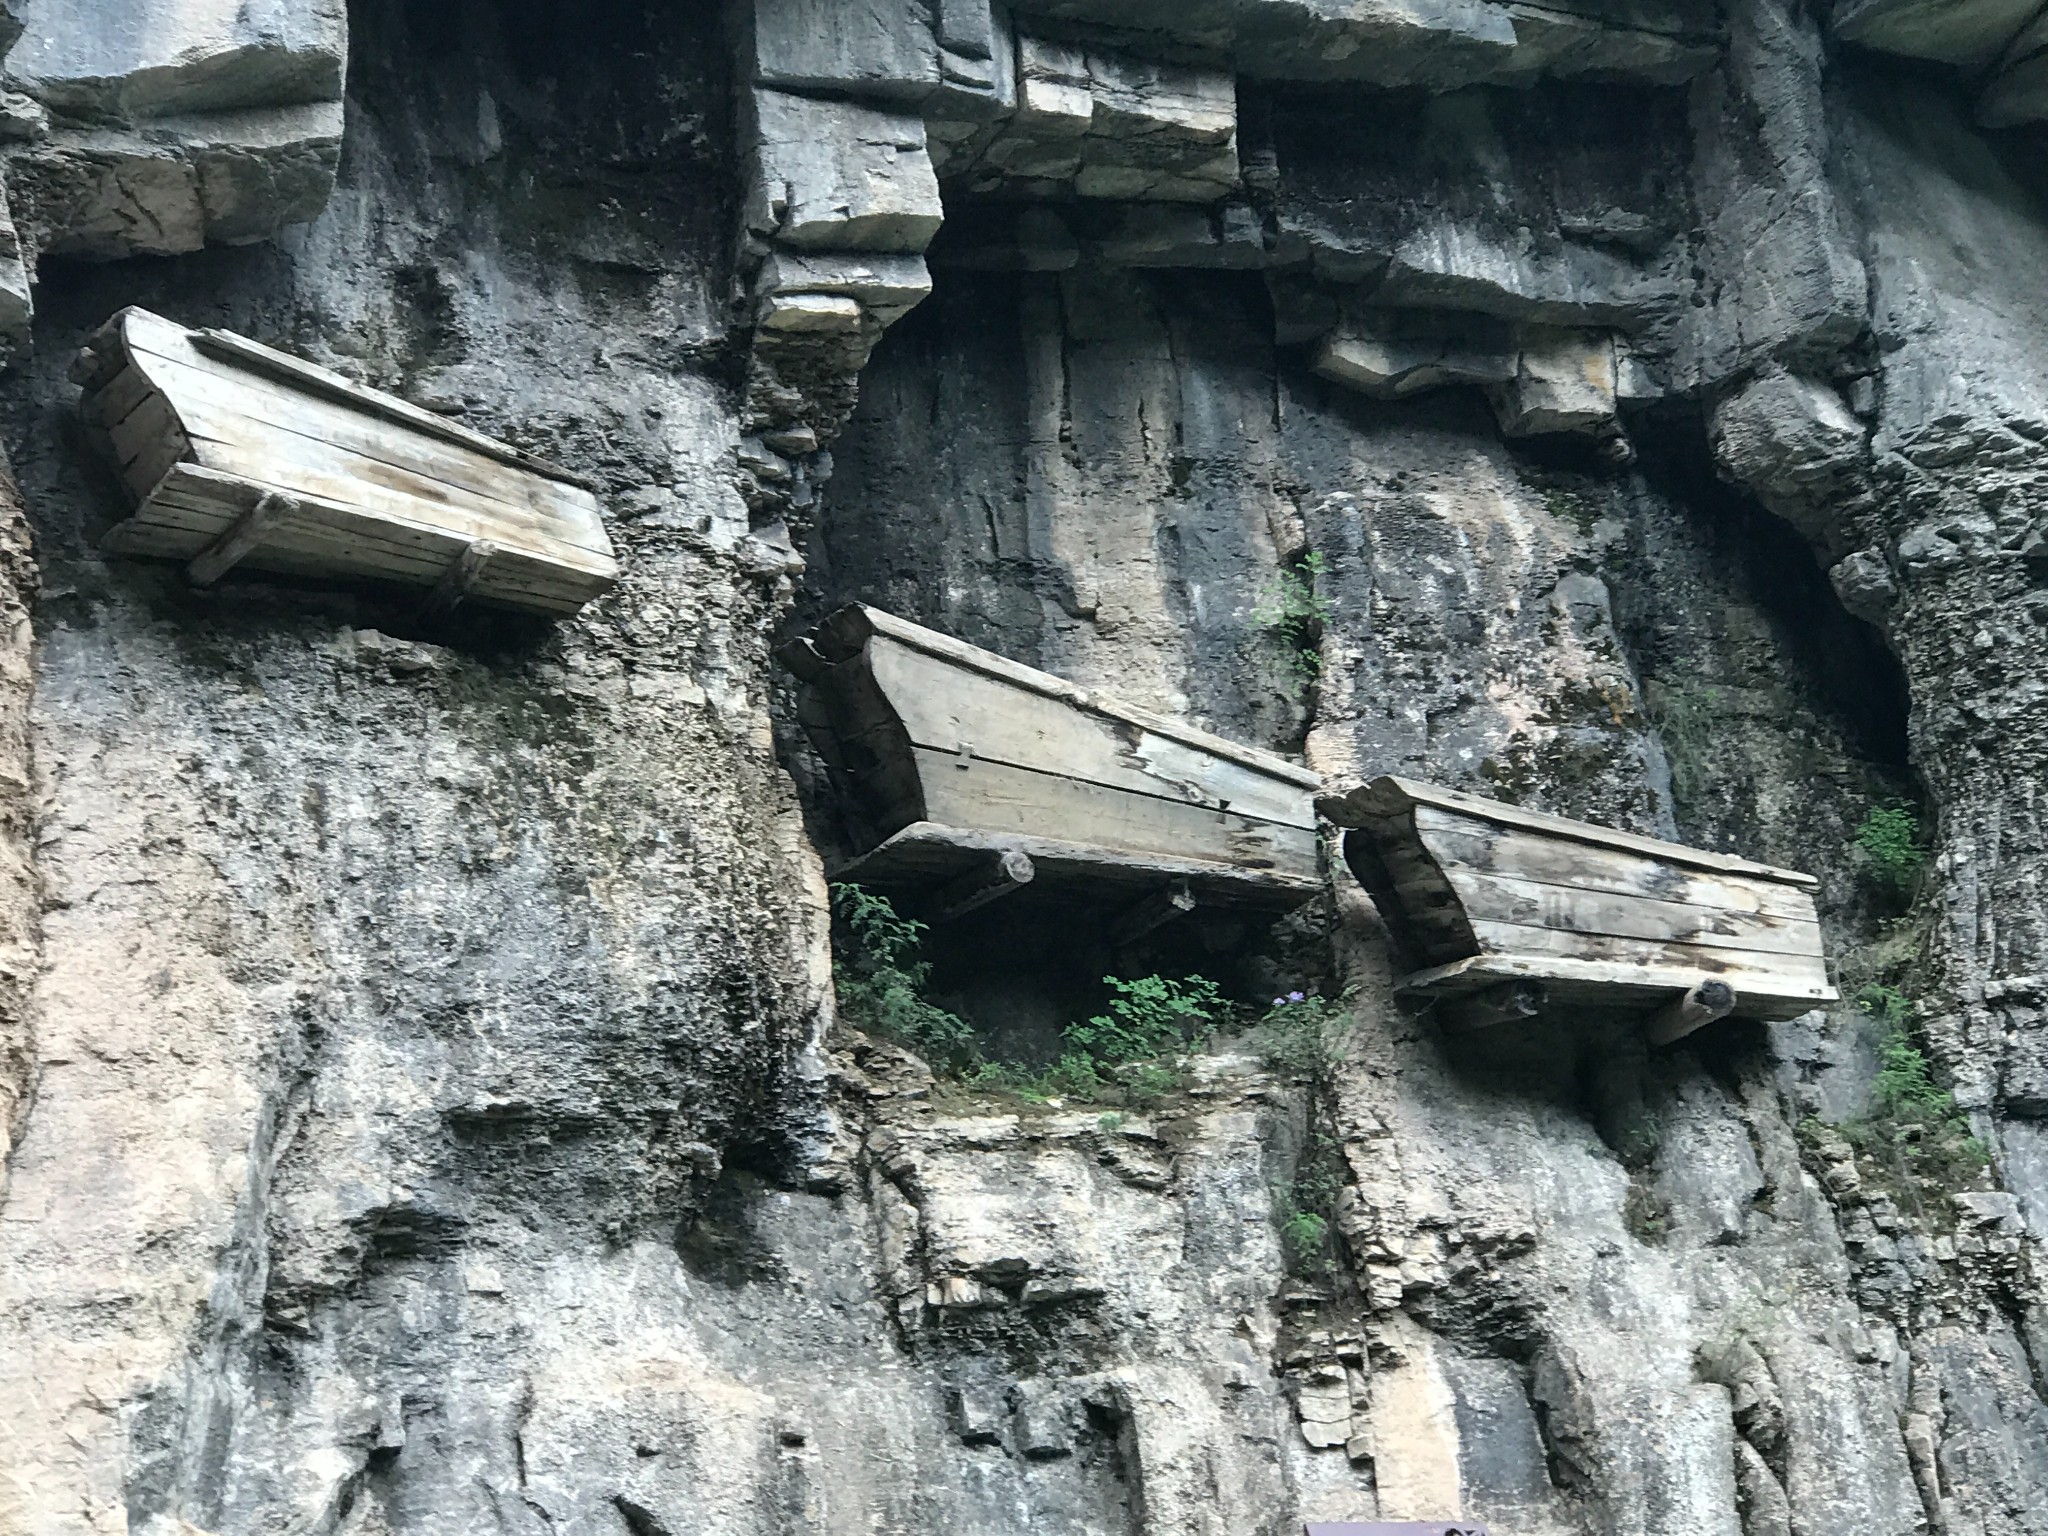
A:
[2,2,2048,1534]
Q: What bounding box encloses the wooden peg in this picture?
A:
[188,492,294,588]
[1111,880,1197,948]
[1645,979,1738,1046]
[929,849,1034,924]
[1440,980,1546,1034]
[423,538,499,617]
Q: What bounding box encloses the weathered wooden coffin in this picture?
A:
[781,604,1323,909]
[73,307,618,618]
[1319,777,1838,1025]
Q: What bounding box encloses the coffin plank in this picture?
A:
[1321,776,1818,886]
[1398,953,1836,1020]
[1325,775,1837,1022]
[109,465,611,614]
[1421,868,1825,957]
[867,630,1316,829]
[124,465,610,607]
[791,604,1322,908]
[915,748,1318,880]
[832,821,1320,910]
[1461,919,1831,993]
[847,605,1321,794]
[82,307,617,619]
[1408,809,1820,918]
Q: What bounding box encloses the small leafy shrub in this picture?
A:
[1855,805,1925,902]
[1835,985,1989,1215]
[1254,551,1333,690]
[1275,1122,1348,1277]
[1255,989,1351,1079]
[942,974,1230,1109]
[1280,1210,1330,1265]
[1065,973,1226,1066]
[830,885,977,1065]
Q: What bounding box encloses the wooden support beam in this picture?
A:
[187,491,294,588]
[1440,980,1546,1034]
[1112,879,1197,949]
[422,538,500,618]
[1645,979,1738,1047]
[928,849,1034,924]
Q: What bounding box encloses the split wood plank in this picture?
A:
[842,605,1321,791]
[868,632,1316,829]
[1324,777,1818,886]
[830,820,1322,904]
[189,492,293,587]
[83,308,618,619]
[1418,867,1825,957]
[915,747,1319,882]
[1396,953,1835,1019]
[166,410,610,573]
[1463,918,1832,992]
[1407,817,1820,922]
[132,467,608,604]
[118,465,609,613]
[187,322,590,487]
[126,346,602,539]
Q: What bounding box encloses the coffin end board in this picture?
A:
[789,605,1324,911]
[77,308,620,620]
[1329,776,1838,1027]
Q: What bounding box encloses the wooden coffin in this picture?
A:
[73,307,618,618]
[1319,776,1838,1028]
[781,604,1323,911]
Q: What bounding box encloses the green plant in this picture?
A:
[1275,1122,1347,1276]
[1643,676,1721,817]
[1255,989,1351,1079]
[1254,551,1333,690]
[1855,805,1925,902]
[1097,1112,1127,1133]
[830,885,977,1065]
[1065,973,1226,1066]
[1280,1210,1330,1264]
[1830,986,1990,1215]
[1857,982,1911,1031]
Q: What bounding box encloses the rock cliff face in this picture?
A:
[5,2,2048,1534]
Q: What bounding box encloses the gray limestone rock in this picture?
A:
[741,0,941,102]
[747,88,943,253]
[8,5,2048,1536]
[1709,368,1869,548]
[1832,0,2039,70]
[1313,309,1517,400]
[946,34,1239,203]
[7,100,343,259]
[8,0,346,122]
[756,250,935,327]
[1490,328,1619,437]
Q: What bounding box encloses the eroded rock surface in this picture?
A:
[2,0,2048,1534]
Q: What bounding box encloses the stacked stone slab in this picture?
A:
[1828,0,2048,125]
[2,0,346,263]
[984,0,1718,86]
[1312,309,1638,454]
[737,84,943,522]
